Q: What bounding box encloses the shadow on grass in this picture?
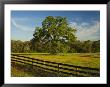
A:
[11,62,68,77]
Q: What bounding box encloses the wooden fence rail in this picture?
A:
[11,54,100,77]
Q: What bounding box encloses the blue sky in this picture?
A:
[11,11,100,41]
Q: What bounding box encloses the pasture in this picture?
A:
[11,53,100,77]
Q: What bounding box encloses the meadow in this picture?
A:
[11,53,100,77]
[18,53,100,68]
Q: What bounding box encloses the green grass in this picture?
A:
[11,53,100,77]
[18,53,100,69]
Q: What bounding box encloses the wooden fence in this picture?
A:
[11,54,100,77]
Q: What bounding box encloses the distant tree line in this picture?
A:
[11,16,100,54]
[11,40,100,53]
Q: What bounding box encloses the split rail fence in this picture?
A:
[11,54,100,77]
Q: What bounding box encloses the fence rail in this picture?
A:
[11,54,100,77]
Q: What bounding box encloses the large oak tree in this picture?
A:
[31,16,76,54]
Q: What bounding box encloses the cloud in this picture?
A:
[12,17,29,21]
[70,21,100,41]
[11,18,35,32]
[81,22,89,26]
[11,18,36,41]
[11,16,45,41]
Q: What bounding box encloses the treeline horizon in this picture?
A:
[11,39,100,53]
[11,16,100,54]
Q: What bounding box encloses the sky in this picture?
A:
[11,11,100,41]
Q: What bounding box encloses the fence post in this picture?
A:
[44,60,46,72]
[23,56,25,65]
[44,60,45,65]
[32,58,33,70]
[58,63,59,76]
[76,67,78,76]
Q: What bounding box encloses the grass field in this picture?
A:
[12,53,100,68]
[11,53,100,77]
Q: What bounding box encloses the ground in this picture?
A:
[11,53,100,77]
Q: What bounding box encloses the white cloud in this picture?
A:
[70,21,100,41]
[11,18,35,32]
[11,18,35,41]
[81,22,89,26]
[11,16,45,41]
[12,17,29,21]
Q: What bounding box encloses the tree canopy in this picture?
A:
[31,16,76,54]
